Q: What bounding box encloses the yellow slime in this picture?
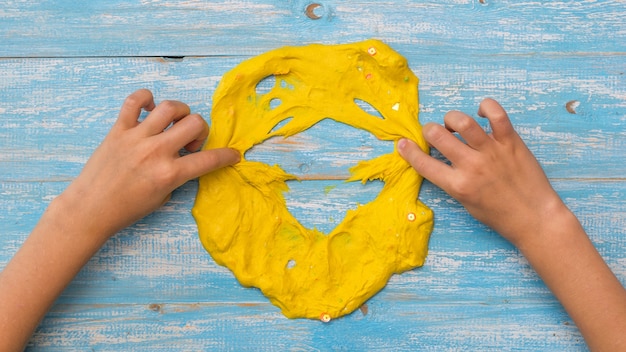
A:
[192,39,433,321]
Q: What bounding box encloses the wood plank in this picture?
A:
[29,300,585,351]
[1,55,624,182]
[2,179,624,301]
[1,0,625,57]
[5,178,621,349]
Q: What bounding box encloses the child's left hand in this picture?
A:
[61,89,240,238]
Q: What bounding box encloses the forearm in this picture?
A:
[0,193,111,351]
[517,206,626,351]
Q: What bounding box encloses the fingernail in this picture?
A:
[230,148,242,163]
[397,138,408,152]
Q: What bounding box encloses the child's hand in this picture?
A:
[398,99,626,351]
[61,89,240,238]
[398,98,565,248]
[0,89,240,351]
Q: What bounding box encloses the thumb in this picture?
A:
[398,138,448,187]
[176,147,241,182]
[398,138,427,170]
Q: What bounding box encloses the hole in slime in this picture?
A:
[254,75,283,111]
[255,75,276,96]
[245,119,392,234]
[354,98,384,119]
[269,98,282,110]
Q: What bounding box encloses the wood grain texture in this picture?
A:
[1,0,625,350]
[1,0,625,57]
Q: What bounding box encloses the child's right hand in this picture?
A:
[397,98,566,249]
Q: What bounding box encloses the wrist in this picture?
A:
[47,183,118,246]
[507,195,576,253]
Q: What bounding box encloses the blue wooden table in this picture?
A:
[1,1,625,350]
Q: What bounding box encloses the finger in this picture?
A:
[141,100,191,136]
[116,89,155,130]
[397,138,453,190]
[443,110,491,151]
[174,148,241,183]
[477,98,517,142]
[158,113,209,152]
[421,122,474,165]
